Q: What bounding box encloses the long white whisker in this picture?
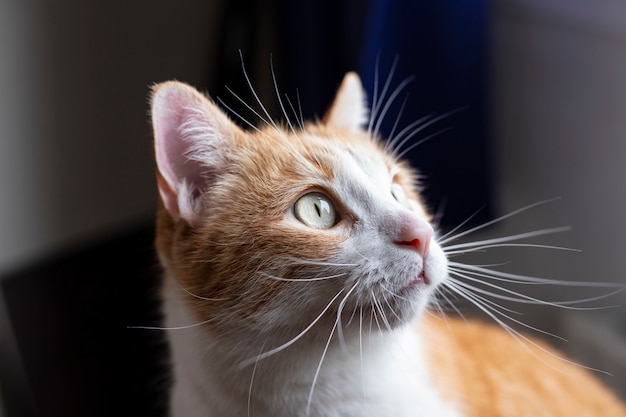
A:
[383,94,409,154]
[449,267,624,309]
[359,306,367,403]
[445,278,524,316]
[373,76,415,138]
[438,198,563,246]
[445,280,567,342]
[258,271,348,282]
[444,280,612,376]
[270,56,297,135]
[336,282,360,353]
[368,55,398,138]
[127,317,217,331]
[238,50,280,132]
[395,127,455,160]
[380,284,412,302]
[307,309,340,416]
[239,288,346,367]
[393,108,465,158]
[386,114,434,154]
[449,262,626,288]
[382,292,404,322]
[443,227,572,251]
[284,93,304,130]
[371,291,392,332]
[217,94,271,139]
[279,257,358,268]
[178,284,230,301]
[437,205,484,242]
[247,342,267,417]
[445,243,580,257]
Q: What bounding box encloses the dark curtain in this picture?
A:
[212,0,493,229]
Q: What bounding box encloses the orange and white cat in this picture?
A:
[150,72,626,417]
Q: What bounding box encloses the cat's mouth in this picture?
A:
[399,270,429,294]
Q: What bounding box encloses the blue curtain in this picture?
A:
[213,0,492,229]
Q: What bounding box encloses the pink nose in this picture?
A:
[395,215,434,259]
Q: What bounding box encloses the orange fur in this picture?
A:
[151,73,626,416]
[421,315,626,416]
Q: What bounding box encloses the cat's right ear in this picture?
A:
[323,72,369,132]
[150,81,242,224]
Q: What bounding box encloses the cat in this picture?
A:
[149,70,626,417]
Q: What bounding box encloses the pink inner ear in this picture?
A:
[152,84,211,220]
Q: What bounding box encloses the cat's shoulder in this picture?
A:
[419,314,626,417]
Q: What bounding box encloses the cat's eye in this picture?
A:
[294,192,338,229]
[391,183,409,206]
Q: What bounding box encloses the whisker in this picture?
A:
[437,205,485,243]
[278,257,358,268]
[383,94,409,154]
[359,306,366,403]
[382,293,404,323]
[445,243,580,257]
[370,300,382,333]
[445,280,566,342]
[380,284,412,302]
[449,262,626,289]
[239,288,346,367]
[247,342,267,417]
[395,126,455,160]
[336,282,360,353]
[431,285,466,319]
[258,271,348,282]
[438,197,563,246]
[443,227,572,252]
[448,267,624,309]
[371,291,392,332]
[392,107,465,159]
[445,277,524,316]
[238,50,280,133]
[307,312,339,416]
[217,93,271,139]
[178,284,230,301]
[284,93,304,130]
[368,55,398,139]
[373,75,415,139]
[270,55,297,135]
[443,280,612,376]
[127,317,217,331]
[386,114,434,154]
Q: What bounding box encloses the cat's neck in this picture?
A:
[162,276,458,417]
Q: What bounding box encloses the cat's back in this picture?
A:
[421,315,626,417]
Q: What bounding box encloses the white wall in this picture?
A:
[0,1,221,275]
[489,0,626,396]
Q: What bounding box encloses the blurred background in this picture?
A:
[1,0,625,415]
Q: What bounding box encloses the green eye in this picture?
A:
[391,183,409,206]
[294,192,338,229]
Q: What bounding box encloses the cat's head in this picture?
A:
[151,73,447,340]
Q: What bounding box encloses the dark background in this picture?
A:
[2,1,626,416]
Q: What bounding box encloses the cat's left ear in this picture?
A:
[151,81,243,225]
[323,72,369,132]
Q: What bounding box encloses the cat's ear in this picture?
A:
[323,72,369,132]
[151,81,242,224]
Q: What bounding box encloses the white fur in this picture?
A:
[156,74,461,417]
[163,276,460,417]
[161,137,460,416]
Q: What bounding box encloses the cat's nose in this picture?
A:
[395,215,434,259]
